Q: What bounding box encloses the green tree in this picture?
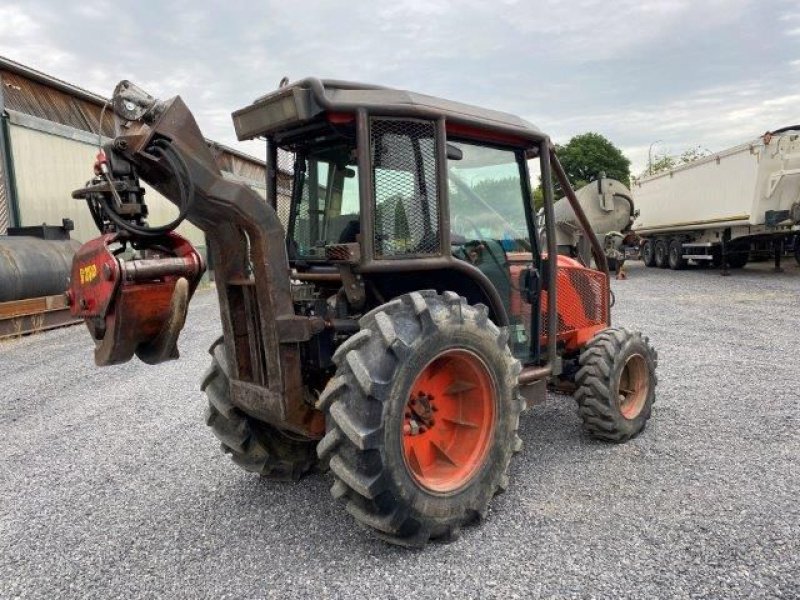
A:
[531,132,630,208]
[643,145,710,177]
[555,132,631,188]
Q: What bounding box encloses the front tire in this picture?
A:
[317,291,524,547]
[574,327,657,442]
[201,338,318,480]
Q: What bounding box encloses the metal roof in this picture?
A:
[243,78,545,142]
[0,55,266,178]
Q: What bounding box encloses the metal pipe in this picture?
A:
[120,257,201,282]
[540,140,559,375]
[356,109,374,264]
[518,364,552,385]
[293,272,341,283]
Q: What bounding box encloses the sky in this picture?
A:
[1,0,799,175]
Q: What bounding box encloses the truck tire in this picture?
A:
[795,240,800,267]
[654,239,669,268]
[726,249,748,269]
[642,240,656,267]
[317,291,524,547]
[201,337,318,480]
[668,239,686,270]
[574,327,657,442]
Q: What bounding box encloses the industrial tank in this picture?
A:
[0,223,80,302]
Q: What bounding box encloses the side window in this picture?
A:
[370,118,440,257]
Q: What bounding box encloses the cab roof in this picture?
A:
[232,77,545,145]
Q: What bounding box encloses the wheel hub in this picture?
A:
[401,349,496,494]
[404,391,436,435]
[617,353,649,420]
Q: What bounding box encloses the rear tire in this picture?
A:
[642,240,656,267]
[668,239,686,270]
[574,327,657,442]
[317,291,524,547]
[201,338,318,480]
[654,239,668,268]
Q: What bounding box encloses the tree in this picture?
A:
[531,132,630,208]
[643,145,710,177]
[555,132,631,188]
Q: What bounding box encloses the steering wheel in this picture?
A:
[453,214,484,243]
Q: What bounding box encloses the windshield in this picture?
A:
[448,143,531,252]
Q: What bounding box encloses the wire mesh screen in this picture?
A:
[275,148,296,233]
[370,118,440,257]
[539,265,609,339]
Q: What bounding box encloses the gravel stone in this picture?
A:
[1,261,798,599]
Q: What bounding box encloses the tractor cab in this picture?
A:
[233,79,550,363]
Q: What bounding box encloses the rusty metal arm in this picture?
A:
[518,139,559,384]
[549,148,609,276]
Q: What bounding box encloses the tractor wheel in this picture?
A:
[574,327,657,442]
[654,239,669,268]
[667,239,686,270]
[201,337,318,480]
[317,291,524,547]
[642,240,656,267]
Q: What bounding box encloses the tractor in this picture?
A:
[67,78,657,547]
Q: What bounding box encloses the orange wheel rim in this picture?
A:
[402,349,496,494]
[618,353,649,419]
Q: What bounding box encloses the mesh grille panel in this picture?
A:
[275,148,296,232]
[370,118,440,257]
[539,265,609,339]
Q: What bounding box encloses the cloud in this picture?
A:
[0,0,798,175]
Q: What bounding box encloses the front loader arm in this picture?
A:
[68,81,324,438]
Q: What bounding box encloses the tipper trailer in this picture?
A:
[632,127,800,271]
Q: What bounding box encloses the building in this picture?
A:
[0,55,268,263]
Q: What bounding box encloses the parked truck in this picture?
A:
[540,177,637,276]
[632,127,800,271]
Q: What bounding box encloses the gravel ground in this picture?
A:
[1,261,798,599]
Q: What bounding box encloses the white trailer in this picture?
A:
[631,127,800,271]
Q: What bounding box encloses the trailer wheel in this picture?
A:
[201,338,318,480]
[726,248,748,269]
[654,240,669,268]
[317,291,524,547]
[642,240,656,267]
[574,327,657,442]
[668,239,686,270]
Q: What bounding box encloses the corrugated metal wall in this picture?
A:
[1,70,115,138]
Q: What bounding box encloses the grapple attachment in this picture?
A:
[67,232,204,366]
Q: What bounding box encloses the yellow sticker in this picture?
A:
[80,264,98,284]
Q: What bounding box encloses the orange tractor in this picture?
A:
[68,79,657,546]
